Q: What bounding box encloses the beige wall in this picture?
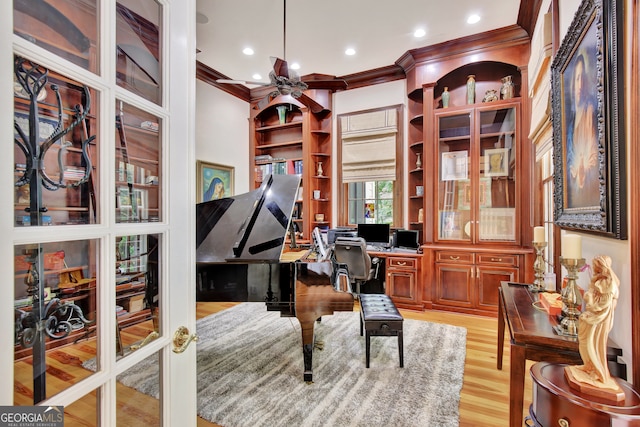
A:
[535,0,634,378]
[195,80,251,195]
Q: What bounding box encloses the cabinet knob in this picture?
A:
[397,261,407,266]
[558,419,570,427]
[449,256,460,261]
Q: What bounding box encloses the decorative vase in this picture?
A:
[317,161,323,176]
[466,75,476,105]
[416,152,422,169]
[276,105,287,124]
[500,75,514,100]
[442,87,450,108]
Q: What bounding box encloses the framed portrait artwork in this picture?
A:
[484,148,509,177]
[441,151,468,181]
[551,0,626,239]
[197,161,234,203]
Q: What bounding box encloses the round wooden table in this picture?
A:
[529,362,640,426]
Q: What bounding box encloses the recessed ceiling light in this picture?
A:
[243,47,254,55]
[414,29,426,38]
[467,14,481,24]
[345,48,356,56]
[289,62,300,70]
[252,73,262,80]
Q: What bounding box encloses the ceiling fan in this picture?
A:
[216,0,347,113]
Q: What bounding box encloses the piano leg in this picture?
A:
[295,275,354,382]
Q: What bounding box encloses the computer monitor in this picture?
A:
[357,223,390,247]
[327,228,357,245]
[395,229,420,249]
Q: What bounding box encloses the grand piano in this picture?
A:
[195,174,354,382]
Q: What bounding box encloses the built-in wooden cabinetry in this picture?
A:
[250,92,333,241]
[402,26,535,316]
[386,254,422,310]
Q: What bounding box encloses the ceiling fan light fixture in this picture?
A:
[289,62,300,70]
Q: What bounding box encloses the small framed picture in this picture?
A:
[484,148,509,177]
[197,161,234,203]
[441,151,468,181]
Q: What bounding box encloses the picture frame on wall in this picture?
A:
[551,0,626,239]
[197,161,234,203]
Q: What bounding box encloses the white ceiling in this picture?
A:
[195,0,522,85]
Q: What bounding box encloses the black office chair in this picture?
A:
[332,237,379,294]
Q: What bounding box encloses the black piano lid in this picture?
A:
[196,174,301,263]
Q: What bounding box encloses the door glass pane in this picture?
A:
[115,101,161,223]
[13,0,99,74]
[14,239,99,404]
[14,57,100,227]
[116,352,161,426]
[116,234,160,359]
[116,0,162,105]
[64,391,99,425]
[479,107,517,242]
[437,113,471,241]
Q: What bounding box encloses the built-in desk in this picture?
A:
[367,249,423,310]
[498,281,625,427]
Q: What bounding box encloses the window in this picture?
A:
[348,181,394,224]
[338,106,403,226]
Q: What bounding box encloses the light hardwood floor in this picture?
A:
[15,302,533,426]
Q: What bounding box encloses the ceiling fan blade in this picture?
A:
[216,79,268,86]
[271,56,289,79]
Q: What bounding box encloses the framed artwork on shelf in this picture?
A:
[441,151,468,181]
[479,208,516,241]
[484,148,509,177]
[197,161,234,203]
[551,0,626,239]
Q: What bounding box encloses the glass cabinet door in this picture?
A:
[478,107,517,243]
[436,105,518,243]
[437,112,472,241]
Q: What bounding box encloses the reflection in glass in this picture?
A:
[115,101,161,223]
[116,234,160,359]
[13,0,100,74]
[478,108,517,242]
[14,239,98,404]
[13,57,100,227]
[116,352,161,426]
[116,0,162,104]
[63,391,99,426]
[437,113,471,241]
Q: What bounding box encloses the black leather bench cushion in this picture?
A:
[360,294,403,321]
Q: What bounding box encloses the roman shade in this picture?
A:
[341,109,398,182]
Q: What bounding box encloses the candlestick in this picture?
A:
[554,257,585,337]
[529,241,547,292]
[562,234,582,259]
[533,226,545,243]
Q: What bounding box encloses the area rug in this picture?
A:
[85,303,467,426]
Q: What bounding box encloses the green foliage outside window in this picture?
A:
[348,181,394,225]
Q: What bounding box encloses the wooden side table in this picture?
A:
[529,362,640,426]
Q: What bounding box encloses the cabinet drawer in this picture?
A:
[388,257,417,269]
[436,251,473,264]
[477,253,518,266]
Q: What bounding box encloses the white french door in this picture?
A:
[1,0,198,425]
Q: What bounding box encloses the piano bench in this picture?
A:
[359,293,404,368]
